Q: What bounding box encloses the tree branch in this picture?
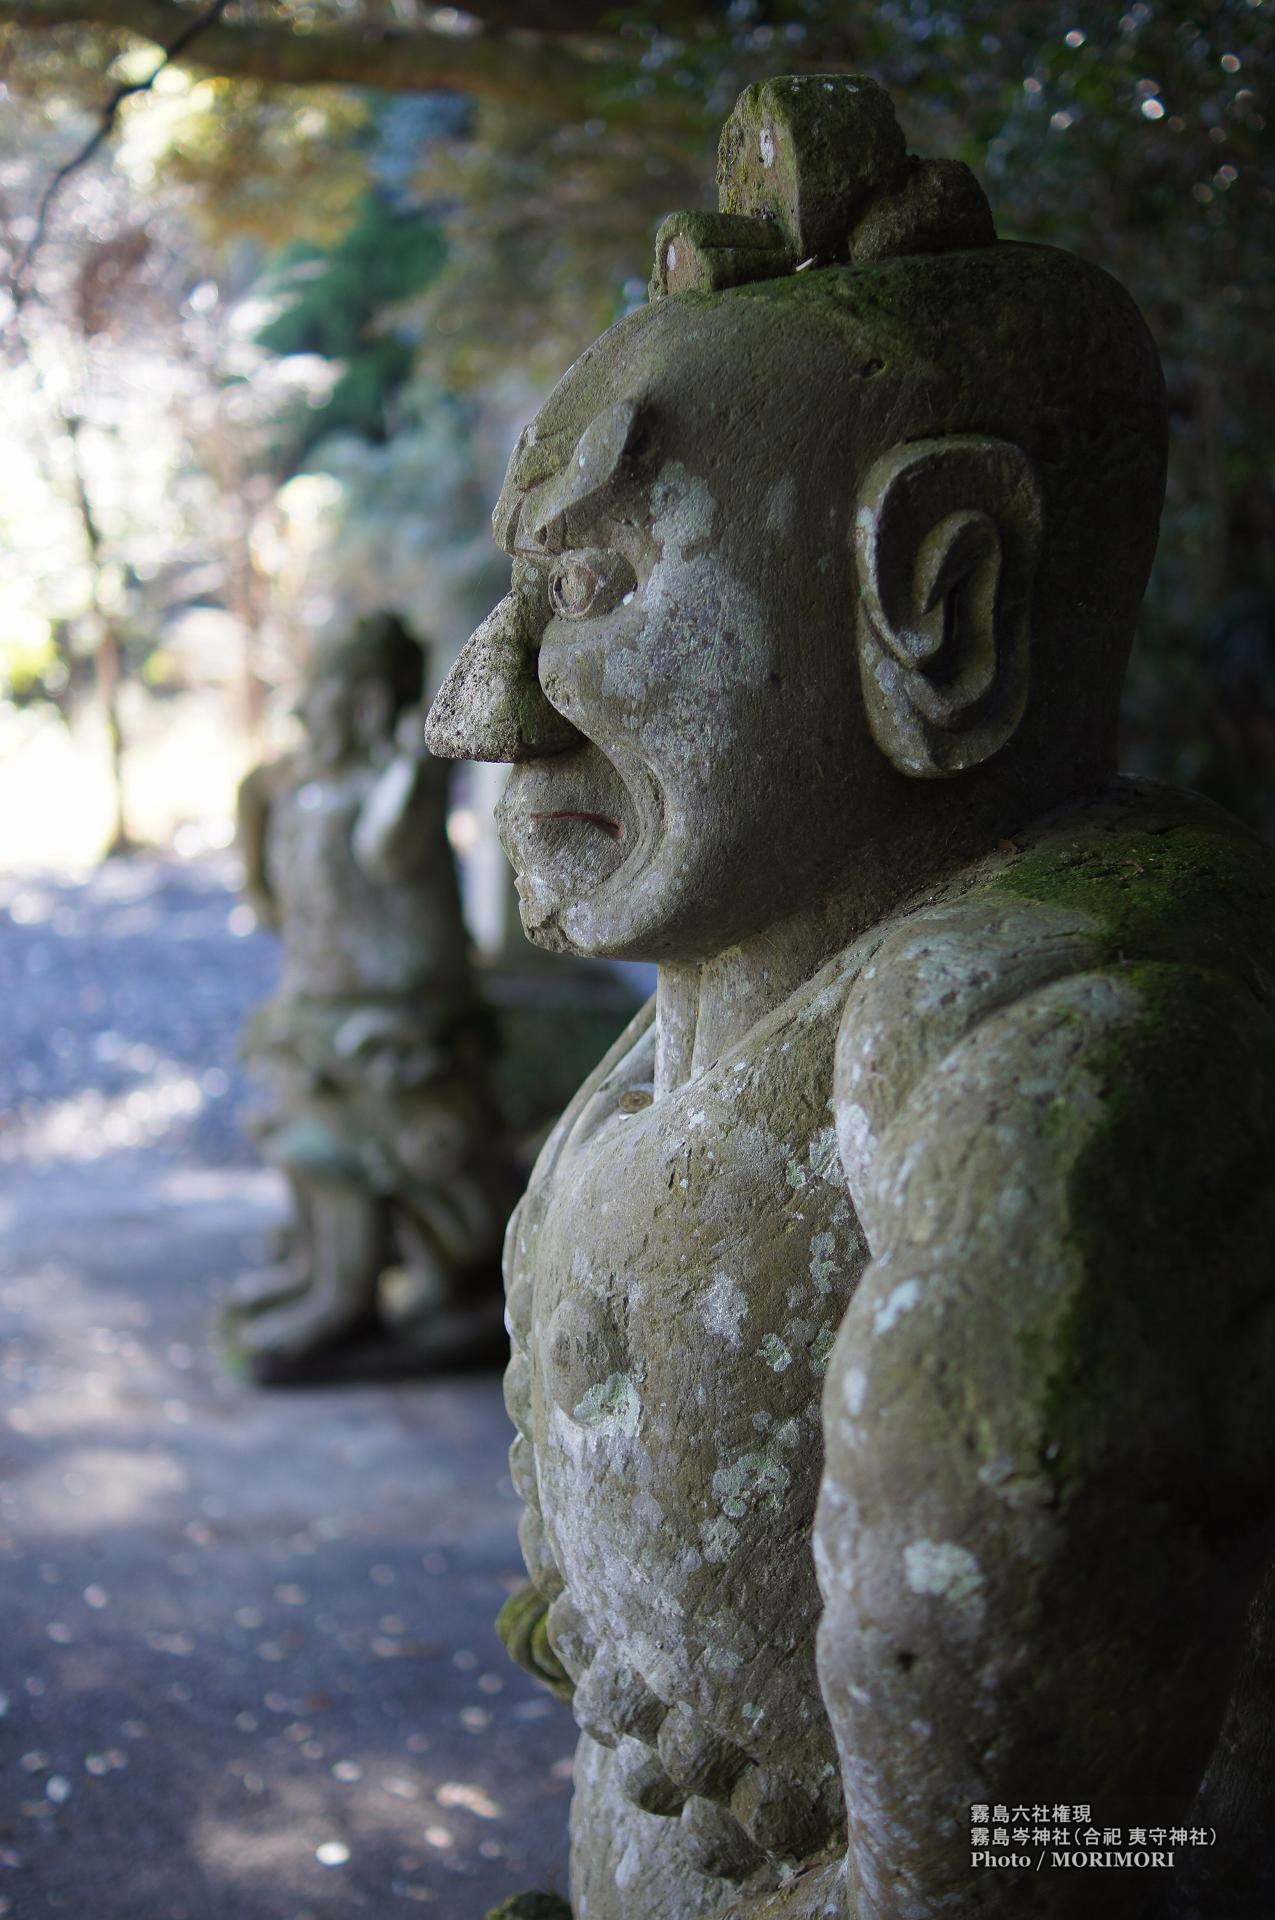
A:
[8,0,233,315]
[0,1,611,112]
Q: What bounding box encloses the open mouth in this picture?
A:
[529,809,626,842]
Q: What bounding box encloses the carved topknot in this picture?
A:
[650,74,994,301]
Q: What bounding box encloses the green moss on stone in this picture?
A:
[495,1581,575,1704]
[992,814,1275,972]
[485,1896,572,1920]
[1030,960,1273,1498]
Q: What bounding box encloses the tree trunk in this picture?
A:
[95,620,131,856]
[64,410,133,858]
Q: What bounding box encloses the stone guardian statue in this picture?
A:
[426,77,1275,1920]
[230,613,515,1381]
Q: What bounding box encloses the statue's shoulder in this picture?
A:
[979,777,1275,990]
[237,750,300,815]
[524,993,657,1195]
[836,780,1275,1182]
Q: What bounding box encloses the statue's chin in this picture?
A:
[509,825,646,957]
[513,822,709,962]
[520,910,575,956]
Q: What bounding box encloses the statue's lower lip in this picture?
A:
[529,809,626,842]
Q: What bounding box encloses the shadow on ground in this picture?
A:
[0,858,576,1917]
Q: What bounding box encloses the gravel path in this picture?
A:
[1,855,275,1174]
[0,856,576,1918]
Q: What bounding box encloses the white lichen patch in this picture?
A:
[712,1453,791,1519]
[764,472,797,536]
[651,461,717,563]
[809,1229,839,1293]
[700,1271,747,1344]
[674,1544,703,1580]
[760,1333,793,1372]
[615,1838,643,1892]
[843,1367,867,1416]
[809,1324,836,1374]
[808,1126,842,1184]
[873,1278,922,1337]
[903,1539,986,1626]
[632,1489,666,1531]
[700,1515,740,1563]
[836,1100,874,1191]
[573,1372,642,1437]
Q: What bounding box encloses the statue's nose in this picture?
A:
[425,571,582,764]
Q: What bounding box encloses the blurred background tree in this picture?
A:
[0,0,1270,870]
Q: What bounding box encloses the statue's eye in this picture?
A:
[548,549,636,620]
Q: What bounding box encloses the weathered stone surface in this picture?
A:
[427,71,1275,1920]
[717,75,908,260]
[488,1896,574,1920]
[649,211,793,302]
[849,155,994,262]
[229,615,516,1379]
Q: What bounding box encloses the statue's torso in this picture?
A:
[266,764,458,1002]
[505,782,1275,1913]
[506,942,876,1857]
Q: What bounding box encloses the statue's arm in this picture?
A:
[352,711,451,883]
[819,958,1275,1919]
[236,758,289,928]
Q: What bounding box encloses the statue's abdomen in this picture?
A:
[505,1013,869,1869]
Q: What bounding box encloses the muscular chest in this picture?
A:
[507,1001,869,1716]
[521,1067,861,1430]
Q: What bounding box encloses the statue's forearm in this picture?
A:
[353,753,449,881]
[236,761,282,923]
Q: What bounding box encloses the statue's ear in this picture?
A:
[853,436,1043,777]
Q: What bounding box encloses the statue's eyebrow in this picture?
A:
[512,480,648,561]
[500,399,649,557]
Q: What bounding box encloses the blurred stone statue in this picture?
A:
[426,75,1275,1920]
[229,613,515,1382]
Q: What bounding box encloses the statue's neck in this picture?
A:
[650,803,1017,1095]
[654,900,866,1096]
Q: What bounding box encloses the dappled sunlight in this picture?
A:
[0,694,252,873]
[6,1072,208,1165]
[187,1751,515,1900]
[0,1157,575,1908]
[11,1444,192,1537]
[155,1164,288,1212]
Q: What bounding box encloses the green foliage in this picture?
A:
[485,1896,572,1920]
[3,1,1270,831]
[256,194,447,462]
[147,80,373,248]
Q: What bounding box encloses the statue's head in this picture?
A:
[427,77,1167,962]
[305,613,424,769]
